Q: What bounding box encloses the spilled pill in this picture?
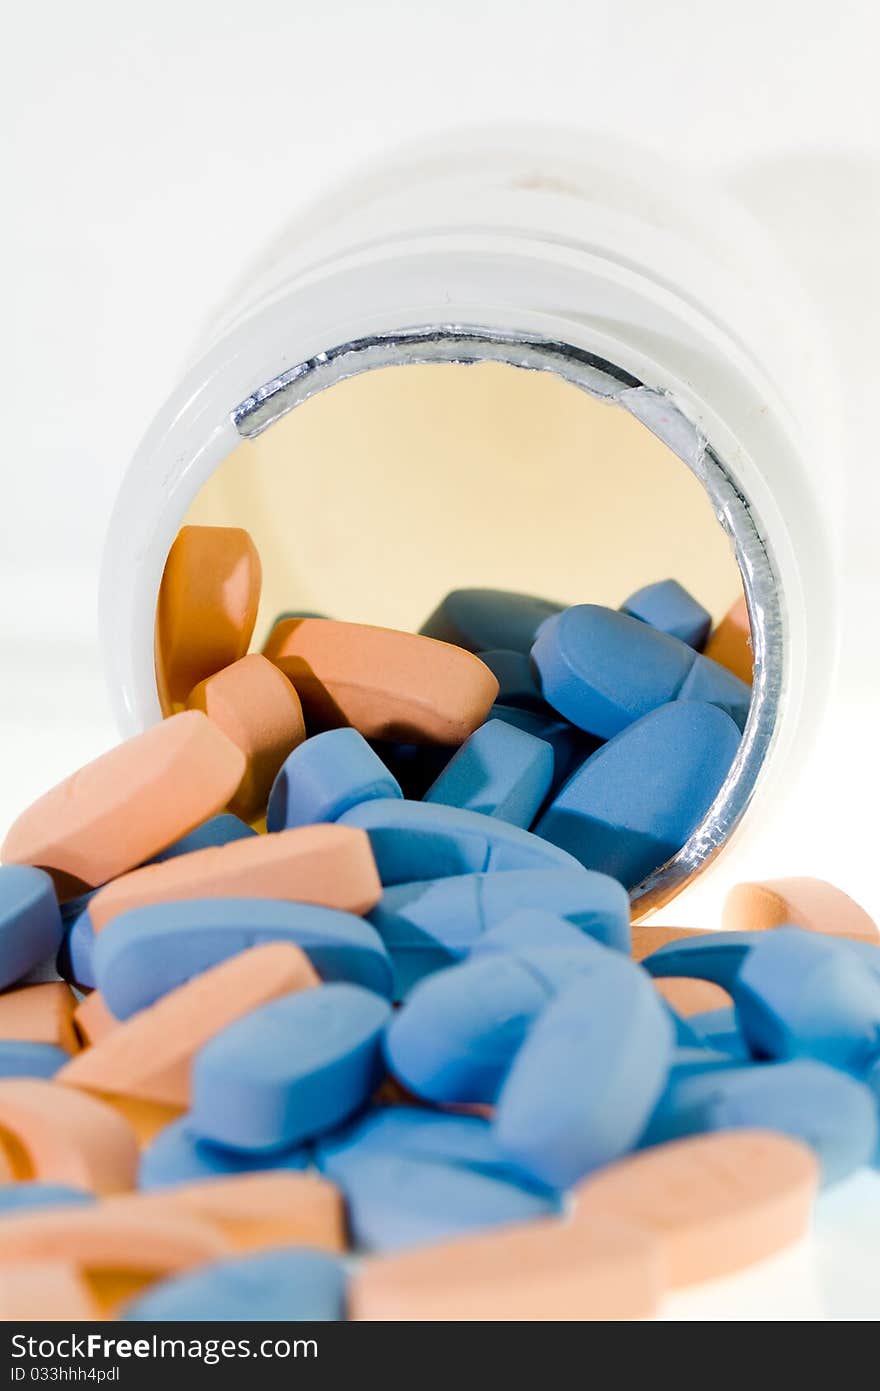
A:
[575,1129,818,1286]
[1,712,246,894]
[266,728,403,832]
[0,866,63,991]
[191,982,392,1153]
[265,617,499,744]
[186,653,306,820]
[88,823,382,932]
[124,1248,348,1322]
[423,718,554,828]
[156,524,262,708]
[339,798,583,884]
[536,702,740,888]
[93,897,391,1017]
[58,942,320,1108]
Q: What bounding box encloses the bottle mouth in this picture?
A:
[214,325,784,916]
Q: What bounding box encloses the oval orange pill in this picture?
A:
[109,1171,346,1254]
[88,823,381,932]
[654,977,732,1017]
[0,711,246,893]
[57,942,320,1108]
[186,654,306,820]
[704,595,753,683]
[0,1206,227,1272]
[156,524,262,708]
[0,1263,100,1321]
[351,1213,661,1321]
[264,617,499,745]
[575,1130,818,1287]
[0,982,79,1052]
[73,991,120,1048]
[0,1079,138,1192]
[631,925,711,961]
[723,877,878,941]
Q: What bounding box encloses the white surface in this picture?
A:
[3,0,880,1320]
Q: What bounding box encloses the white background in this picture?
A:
[3,0,880,1320]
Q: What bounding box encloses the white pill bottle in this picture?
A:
[100,128,878,927]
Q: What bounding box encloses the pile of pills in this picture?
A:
[0,523,877,1321]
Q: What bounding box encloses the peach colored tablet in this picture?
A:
[723,877,878,941]
[264,617,499,744]
[0,982,79,1052]
[575,1129,818,1287]
[92,1095,185,1147]
[0,1079,138,1192]
[73,991,120,1048]
[0,1207,226,1274]
[0,1263,101,1321]
[109,1171,346,1254]
[630,925,711,962]
[0,711,245,893]
[351,1213,660,1321]
[654,977,732,1017]
[88,822,381,932]
[704,595,753,684]
[156,525,262,709]
[57,942,320,1108]
[186,654,306,820]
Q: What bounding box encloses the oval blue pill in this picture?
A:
[315,1104,536,1188]
[642,1058,878,1186]
[621,579,711,650]
[532,604,698,738]
[734,928,880,1071]
[329,1150,559,1252]
[369,867,629,998]
[0,1041,69,1079]
[384,953,551,1103]
[489,704,595,789]
[94,898,393,1017]
[423,719,554,828]
[138,1118,309,1190]
[535,702,740,888]
[266,728,402,833]
[0,1182,94,1214]
[641,930,759,989]
[123,1249,347,1321]
[0,866,63,991]
[420,588,563,654]
[191,983,391,1153]
[338,798,584,883]
[494,955,675,1188]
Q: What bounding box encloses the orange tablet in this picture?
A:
[0,711,245,893]
[351,1213,661,1321]
[73,991,120,1048]
[575,1129,818,1287]
[723,877,878,941]
[88,823,381,932]
[0,982,79,1052]
[186,654,306,820]
[57,942,319,1108]
[156,525,262,709]
[0,1263,101,1321]
[704,595,753,683]
[264,617,499,744]
[0,1079,138,1192]
[108,1171,345,1254]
